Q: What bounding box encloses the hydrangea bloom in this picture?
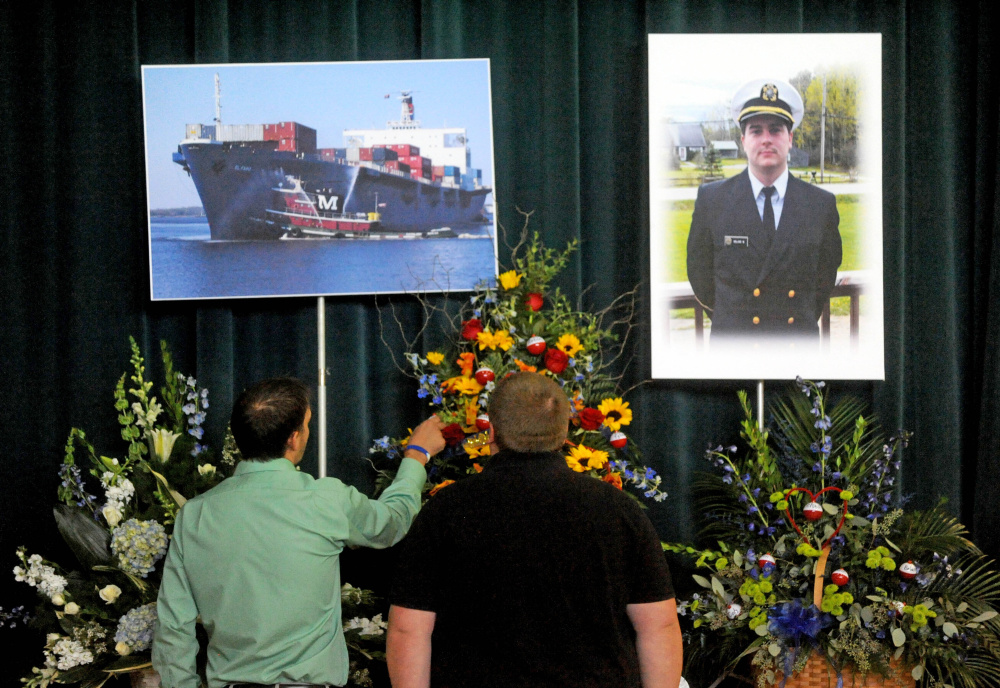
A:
[110,519,168,577]
[114,603,157,652]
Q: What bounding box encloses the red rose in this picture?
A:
[578,407,605,431]
[544,348,569,374]
[461,318,484,341]
[525,292,544,311]
[441,423,466,446]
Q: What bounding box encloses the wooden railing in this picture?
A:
[661,270,870,349]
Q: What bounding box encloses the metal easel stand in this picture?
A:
[317,296,327,478]
[757,380,765,432]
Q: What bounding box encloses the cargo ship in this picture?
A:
[171,76,492,240]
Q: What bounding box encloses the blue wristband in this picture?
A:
[404,444,431,462]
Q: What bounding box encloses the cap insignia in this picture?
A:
[760,83,779,102]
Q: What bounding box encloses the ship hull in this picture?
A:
[177,142,490,240]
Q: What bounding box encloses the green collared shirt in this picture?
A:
[152,457,426,688]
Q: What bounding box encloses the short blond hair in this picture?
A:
[488,373,570,452]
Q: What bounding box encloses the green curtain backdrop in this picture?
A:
[1,0,998,681]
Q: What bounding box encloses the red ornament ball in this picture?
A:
[474,367,495,385]
[803,501,823,521]
[831,568,849,586]
[758,553,776,568]
[476,414,491,431]
[899,560,918,580]
[610,431,627,449]
[726,603,742,619]
[526,335,546,355]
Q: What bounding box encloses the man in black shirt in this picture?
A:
[387,372,682,687]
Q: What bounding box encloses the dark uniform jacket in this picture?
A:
[686,169,842,338]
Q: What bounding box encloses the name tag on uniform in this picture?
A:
[725,235,749,247]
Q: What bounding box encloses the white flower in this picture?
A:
[50,594,65,606]
[99,585,122,604]
[46,633,60,644]
[63,602,80,615]
[102,504,123,527]
[49,638,93,670]
[115,641,131,656]
[150,428,181,463]
[197,463,216,477]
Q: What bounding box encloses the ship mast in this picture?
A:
[214,73,222,129]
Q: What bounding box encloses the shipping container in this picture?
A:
[372,147,399,162]
[359,148,373,161]
[346,147,361,162]
[185,124,216,140]
[383,161,411,174]
[218,124,265,142]
[389,144,420,157]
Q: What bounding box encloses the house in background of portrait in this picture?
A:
[709,140,739,159]
[667,123,707,162]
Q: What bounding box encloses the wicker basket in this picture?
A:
[768,652,914,688]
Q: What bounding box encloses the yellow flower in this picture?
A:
[565,445,609,472]
[441,376,485,396]
[465,441,490,458]
[498,270,522,290]
[426,351,444,365]
[476,329,514,351]
[556,334,584,357]
[598,397,632,431]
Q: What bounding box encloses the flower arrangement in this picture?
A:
[7,339,226,687]
[667,380,1000,688]
[7,340,384,688]
[369,227,665,503]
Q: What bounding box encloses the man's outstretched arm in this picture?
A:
[627,598,683,688]
[387,605,436,688]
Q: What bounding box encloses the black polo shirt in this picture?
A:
[391,450,674,687]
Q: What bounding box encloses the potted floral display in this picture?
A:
[666,379,1000,688]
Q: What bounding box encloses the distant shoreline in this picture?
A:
[150,207,205,217]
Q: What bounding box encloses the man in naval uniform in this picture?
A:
[686,78,842,341]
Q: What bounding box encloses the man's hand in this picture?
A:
[405,415,447,465]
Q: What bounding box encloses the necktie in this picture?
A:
[762,186,776,232]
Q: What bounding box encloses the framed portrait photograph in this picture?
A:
[648,34,884,380]
[141,59,497,301]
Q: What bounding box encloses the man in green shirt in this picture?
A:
[152,377,444,688]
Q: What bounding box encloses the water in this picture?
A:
[149,218,497,300]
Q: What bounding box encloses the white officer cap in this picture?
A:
[731,78,804,131]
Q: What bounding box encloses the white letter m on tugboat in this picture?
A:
[317,194,340,211]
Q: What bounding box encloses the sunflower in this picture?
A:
[498,270,522,290]
[476,329,514,351]
[426,351,445,365]
[564,445,610,472]
[555,334,584,357]
[597,397,632,431]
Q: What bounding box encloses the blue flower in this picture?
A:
[115,603,157,652]
[417,389,429,399]
[769,600,831,642]
[428,374,438,384]
[432,395,443,405]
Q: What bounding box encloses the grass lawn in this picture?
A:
[663,194,866,317]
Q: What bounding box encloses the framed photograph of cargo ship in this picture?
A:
[647,34,885,381]
[141,59,496,301]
